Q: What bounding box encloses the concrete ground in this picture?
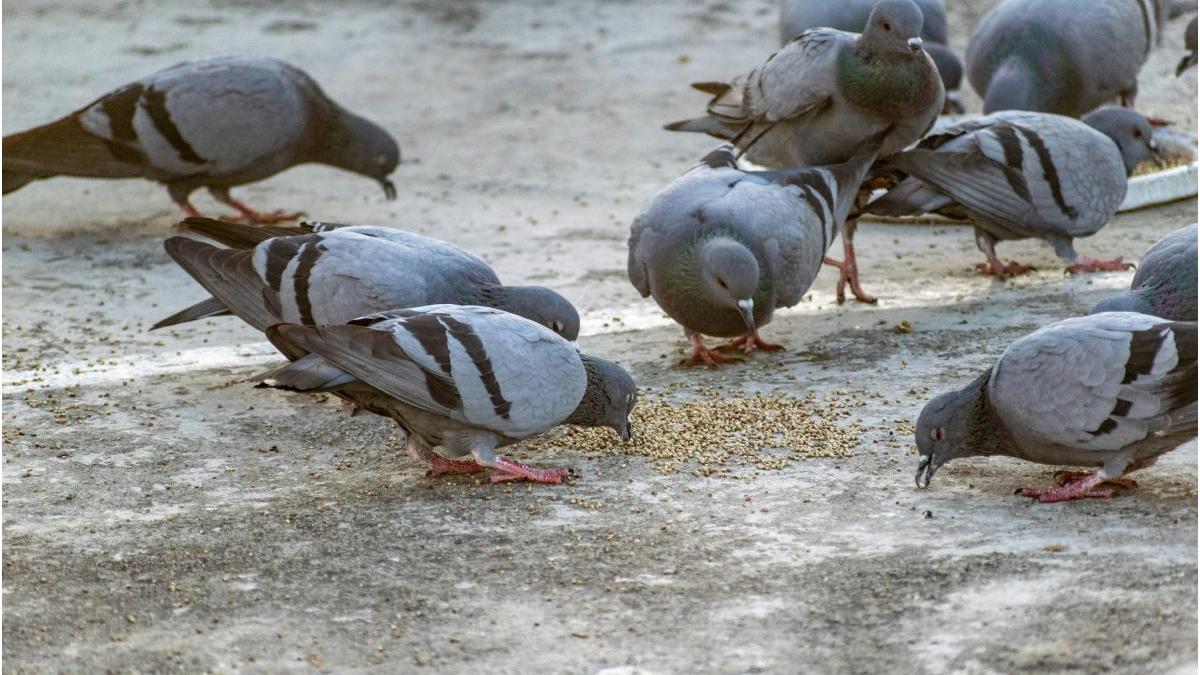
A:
[3,0,1197,673]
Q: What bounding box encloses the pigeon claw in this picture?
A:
[1019,471,1134,503]
[1019,485,1115,502]
[717,330,785,354]
[823,255,877,304]
[684,334,743,368]
[975,259,1036,278]
[425,458,487,477]
[487,461,569,485]
[409,442,486,477]
[1065,256,1135,275]
[222,208,307,225]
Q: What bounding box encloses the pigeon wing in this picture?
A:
[990,313,1198,453]
[268,306,587,439]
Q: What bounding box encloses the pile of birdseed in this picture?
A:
[529,391,864,477]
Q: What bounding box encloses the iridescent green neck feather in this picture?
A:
[837,45,937,118]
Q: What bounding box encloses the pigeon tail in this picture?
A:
[251,347,358,392]
[150,296,232,330]
[663,116,736,139]
[177,217,316,249]
[160,236,281,332]
[3,114,144,192]
[822,127,892,222]
[1176,53,1197,77]
[3,169,45,194]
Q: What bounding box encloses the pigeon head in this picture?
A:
[925,43,964,114]
[914,369,993,488]
[1082,107,1157,176]
[492,286,581,341]
[1090,291,1153,317]
[568,354,638,441]
[862,0,926,56]
[322,109,401,199]
[699,237,760,332]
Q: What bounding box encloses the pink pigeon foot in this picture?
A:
[486,457,569,484]
[408,442,485,477]
[683,333,743,368]
[823,254,876,304]
[717,330,785,354]
[221,207,306,225]
[1019,472,1121,503]
[824,220,876,304]
[975,259,1037,278]
[209,187,305,224]
[1066,256,1135,275]
[823,217,876,304]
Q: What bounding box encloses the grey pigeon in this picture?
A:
[3,56,399,222]
[1092,224,1198,321]
[154,217,580,341]
[916,312,1197,503]
[1178,16,1198,76]
[254,305,637,484]
[778,0,964,113]
[628,142,877,367]
[666,0,943,303]
[862,109,1157,277]
[966,0,1171,116]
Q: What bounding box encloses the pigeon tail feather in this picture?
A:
[150,296,232,330]
[177,217,316,250]
[663,116,736,139]
[3,114,144,191]
[251,348,358,392]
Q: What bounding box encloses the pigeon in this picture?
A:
[667,0,943,168]
[3,56,399,222]
[628,140,878,367]
[1092,224,1198,321]
[965,0,1171,116]
[254,305,637,484]
[915,312,1197,503]
[861,108,1157,277]
[778,0,964,113]
[665,0,943,302]
[1178,16,1198,76]
[154,217,581,341]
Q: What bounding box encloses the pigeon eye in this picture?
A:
[931,427,945,442]
[881,20,892,31]
[551,320,565,334]
[716,278,728,289]
[1131,128,1143,139]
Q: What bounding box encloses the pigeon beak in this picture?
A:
[907,37,923,53]
[736,299,755,332]
[380,178,397,200]
[620,417,634,443]
[915,454,938,488]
